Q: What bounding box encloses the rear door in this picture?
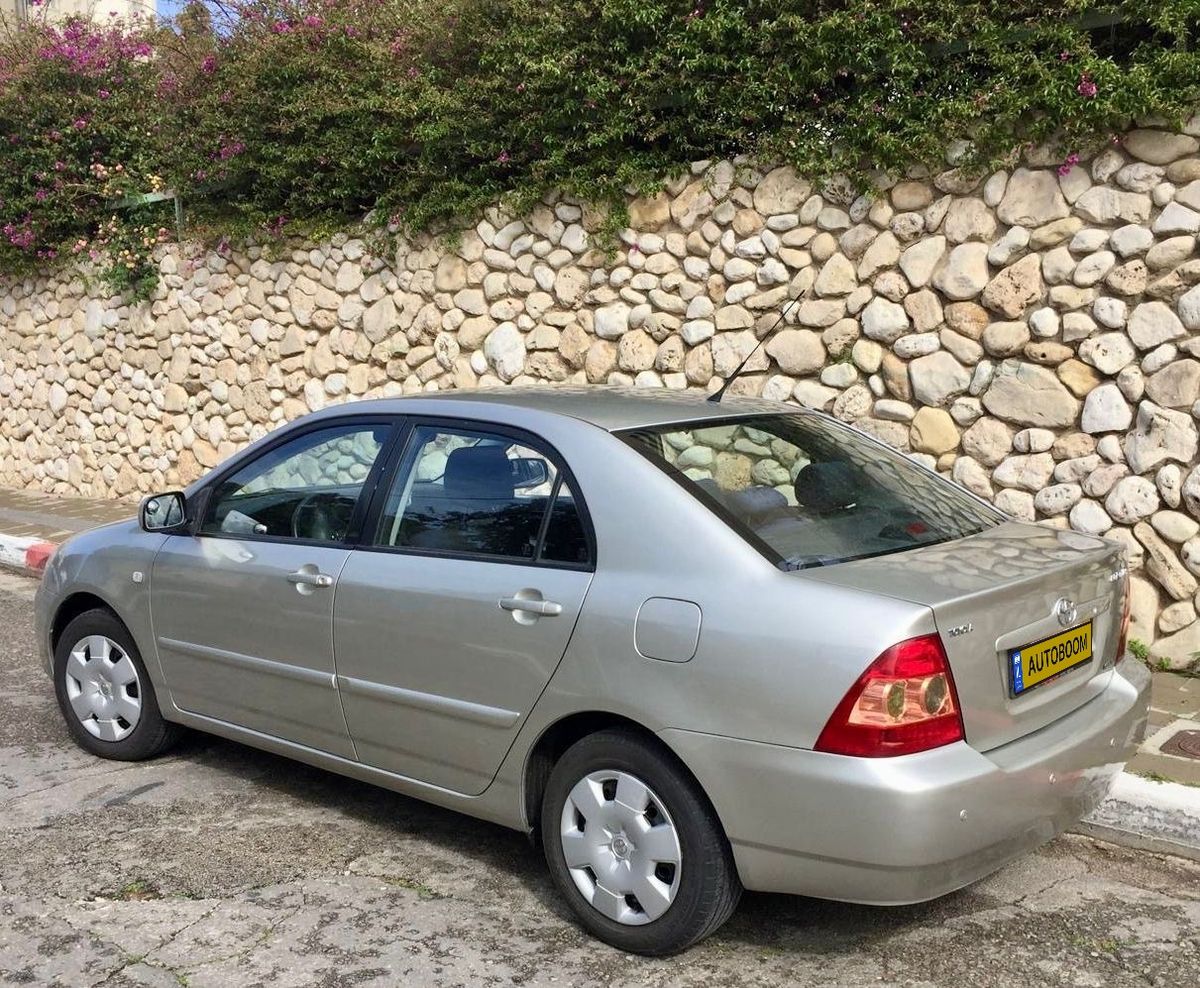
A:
[333,419,594,795]
[152,419,395,758]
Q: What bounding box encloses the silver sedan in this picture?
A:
[35,387,1151,955]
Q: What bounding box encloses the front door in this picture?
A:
[334,421,594,794]
[151,420,394,758]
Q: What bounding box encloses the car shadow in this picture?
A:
[160,729,983,954]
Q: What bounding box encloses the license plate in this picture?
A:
[1009,621,1093,696]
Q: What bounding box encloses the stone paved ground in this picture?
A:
[2,572,1199,987]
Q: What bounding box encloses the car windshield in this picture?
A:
[621,413,1003,571]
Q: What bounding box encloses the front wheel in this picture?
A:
[53,608,181,761]
[541,729,741,955]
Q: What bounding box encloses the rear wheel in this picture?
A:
[53,609,181,761]
[541,729,741,955]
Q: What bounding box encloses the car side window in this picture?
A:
[375,425,589,565]
[201,424,389,542]
[540,482,589,565]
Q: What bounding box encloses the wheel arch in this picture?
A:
[521,710,725,839]
[50,591,130,654]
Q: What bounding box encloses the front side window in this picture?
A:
[622,414,1001,570]
[375,425,590,565]
[201,423,389,542]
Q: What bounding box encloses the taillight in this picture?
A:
[815,634,965,757]
[1115,577,1132,661]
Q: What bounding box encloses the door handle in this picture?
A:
[287,569,333,588]
[499,595,562,617]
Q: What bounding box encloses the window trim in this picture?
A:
[188,415,403,550]
[356,416,597,573]
[616,412,1004,572]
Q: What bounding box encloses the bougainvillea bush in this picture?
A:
[2,0,1200,297]
[0,11,170,291]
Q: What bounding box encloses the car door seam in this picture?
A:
[328,549,361,761]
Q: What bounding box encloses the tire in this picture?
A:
[53,608,181,761]
[541,728,741,955]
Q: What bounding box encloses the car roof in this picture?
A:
[315,386,804,432]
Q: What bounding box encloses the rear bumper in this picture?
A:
[661,656,1151,904]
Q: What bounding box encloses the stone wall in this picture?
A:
[5,123,1200,665]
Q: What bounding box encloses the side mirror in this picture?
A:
[140,491,188,533]
[510,457,550,490]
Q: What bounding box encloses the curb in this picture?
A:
[1076,773,1200,862]
[0,533,58,576]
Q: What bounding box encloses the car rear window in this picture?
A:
[621,413,1002,571]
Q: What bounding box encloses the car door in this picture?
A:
[333,419,595,795]
[151,418,396,758]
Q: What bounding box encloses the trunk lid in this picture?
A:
[796,521,1126,753]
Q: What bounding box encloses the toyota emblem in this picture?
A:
[1054,597,1078,628]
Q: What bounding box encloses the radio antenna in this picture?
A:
[707,286,812,403]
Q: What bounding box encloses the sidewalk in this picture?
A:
[1134,671,1200,787]
[0,487,131,572]
[0,483,1197,858]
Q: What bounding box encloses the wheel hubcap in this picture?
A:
[63,635,141,742]
[560,770,682,926]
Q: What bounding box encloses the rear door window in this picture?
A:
[375,424,591,566]
[622,414,1001,570]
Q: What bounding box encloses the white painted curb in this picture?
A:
[1077,772,1200,861]
[0,533,57,574]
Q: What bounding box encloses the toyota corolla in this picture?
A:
[35,387,1150,954]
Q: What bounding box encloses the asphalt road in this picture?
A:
[2,571,1198,988]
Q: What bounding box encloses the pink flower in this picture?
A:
[270,21,292,35]
[98,89,110,99]
[3,218,35,250]
[1057,152,1080,177]
[201,55,217,74]
[497,150,510,164]
[1077,73,1097,98]
[1059,51,1071,61]
[303,15,323,28]
[72,117,88,130]
[34,188,48,201]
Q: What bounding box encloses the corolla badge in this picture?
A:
[1054,597,1078,628]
